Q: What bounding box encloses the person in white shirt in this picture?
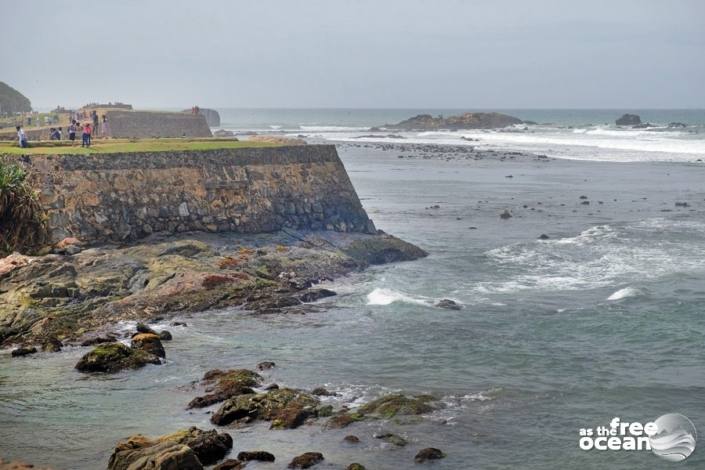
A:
[16,126,27,148]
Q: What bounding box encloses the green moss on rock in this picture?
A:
[75,342,161,373]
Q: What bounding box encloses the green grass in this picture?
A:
[0,138,281,155]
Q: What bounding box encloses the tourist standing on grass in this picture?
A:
[16,126,28,148]
[69,121,77,145]
[101,114,109,137]
[92,111,99,135]
[82,123,92,147]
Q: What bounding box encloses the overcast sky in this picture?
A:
[3,0,704,109]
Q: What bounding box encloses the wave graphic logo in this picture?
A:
[650,413,697,462]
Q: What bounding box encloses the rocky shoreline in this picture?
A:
[1,229,439,468]
[0,229,425,350]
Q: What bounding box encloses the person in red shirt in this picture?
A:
[82,123,92,147]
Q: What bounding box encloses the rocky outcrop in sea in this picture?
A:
[384,112,523,130]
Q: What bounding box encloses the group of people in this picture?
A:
[15,112,110,148]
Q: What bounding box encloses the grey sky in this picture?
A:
[3,0,704,109]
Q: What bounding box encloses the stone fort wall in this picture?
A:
[105,110,212,138]
[22,145,375,243]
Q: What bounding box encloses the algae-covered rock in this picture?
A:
[288,452,324,469]
[131,332,165,358]
[211,387,320,429]
[75,342,161,373]
[342,234,427,265]
[347,464,366,470]
[188,369,262,408]
[107,427,232,470]
[359,394,436,418]
[375,432,408,447]
[325,411,363,429]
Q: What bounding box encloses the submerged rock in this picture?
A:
[298,288,336,303]
[213,460,244,470]
[107,427,232,470]
[237,451,275,462]
[359,393,437,418]
[414,447,446,463]
[158,330,172,341]
[288,452,324,469]
[257,361,276,371]
[343,435,361,443]
[347,464,366,470]
[75,342,161,373]
[11,346,37,357]
[499,209,512,220]
[435,299,461,310]
[0,458,53,470]
[188,369,262,408]
[375,432,408,447]
[325,411,364,429]
[41,336,62,352]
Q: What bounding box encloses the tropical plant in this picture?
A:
[0,159,48,256]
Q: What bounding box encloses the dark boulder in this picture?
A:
[131,333,165,358]
[158,330,172,341]
[213,460,244,470]
[615,114,641,126]
[298,288,337,303]
[668,122,687,128]
[188,368,262,409]
[435,299,461,310]
[375,432,408,447]
[343,435,360,444]
[11,346,37,357]
[288,452,324,469]
[257,361,276,370]
[414,447,446,463]
[136,322,158,335]
[80,335,118,346]
[237,451,275,462]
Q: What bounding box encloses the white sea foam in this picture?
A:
[607,287,642,301]
[476,220,705,295]
[299,125,370,132]
[325,124,705,162]
[366,288,430,306]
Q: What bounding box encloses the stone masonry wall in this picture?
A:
[22,145,376,243]
[105,110,212,138]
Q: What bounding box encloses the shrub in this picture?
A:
[0,159,48,256]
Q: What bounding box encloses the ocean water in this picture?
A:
[1,110,705,469]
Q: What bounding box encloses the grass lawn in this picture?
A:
[0,138,281,155]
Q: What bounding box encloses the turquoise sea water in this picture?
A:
[1,110,705,469]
